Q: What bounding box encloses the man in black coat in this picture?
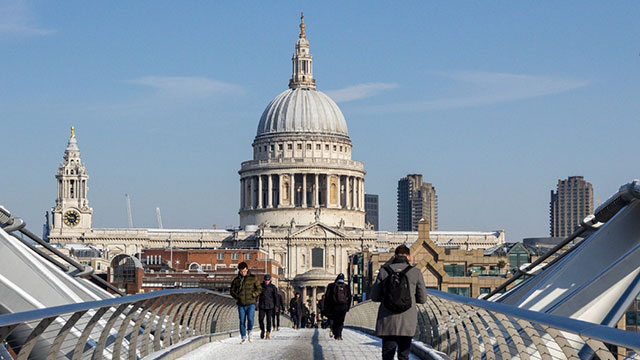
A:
[323,273,351,340]
[258,274,278,339]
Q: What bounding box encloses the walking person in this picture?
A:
[289,292,303,329]
[371,245,427,360]
[323,273,351,340]
[258,274,278,339]
[273,292,284,331]
[230,262,261,344]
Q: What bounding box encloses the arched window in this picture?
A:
[312,248,323,268]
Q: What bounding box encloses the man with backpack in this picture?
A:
[258,274,278,339]
[371,245,427,360]
[323,273,351,340]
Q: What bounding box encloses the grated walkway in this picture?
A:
[178,327,420,360]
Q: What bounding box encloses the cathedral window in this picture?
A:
[306,144,311,150]
[340,146,343,152]
[288,144,293,150]
[264,146,267,152]
[302,254,306,265]
[325,144,329,151]
[297,143,302,150]
[279,144,283,150]
[312,248,323,268]
[316,144,321,150]
[333,145,337,151]
[271,145,274,151]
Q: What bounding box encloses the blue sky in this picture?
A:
[2,1,639,242]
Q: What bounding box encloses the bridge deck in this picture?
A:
[178,327,420,360]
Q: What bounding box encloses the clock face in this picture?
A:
[63,210,80,227]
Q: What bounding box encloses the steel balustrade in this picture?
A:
[0,289,257,359]
[345,290,640,359]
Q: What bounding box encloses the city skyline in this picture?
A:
[2,2,639,242]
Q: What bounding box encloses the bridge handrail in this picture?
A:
[429,289,640,350]
[346,291,640,358]
[0,288,286,359]
[0,288,219,327]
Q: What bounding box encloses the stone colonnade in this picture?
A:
[240,173,365,211]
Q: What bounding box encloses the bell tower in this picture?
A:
[52,126,93,231]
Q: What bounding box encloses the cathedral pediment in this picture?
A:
[291,222,346,239]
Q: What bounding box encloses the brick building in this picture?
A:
[139,248,281,293]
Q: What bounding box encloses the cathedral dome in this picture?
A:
[256,88,348,138]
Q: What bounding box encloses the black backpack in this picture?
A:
[333,283,348,305]
[382,264,413,313]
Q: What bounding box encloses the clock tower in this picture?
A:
[52,126,93,232]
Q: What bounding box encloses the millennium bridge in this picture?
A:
[2,180,640,359]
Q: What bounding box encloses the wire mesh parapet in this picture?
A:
[0,289,240,359]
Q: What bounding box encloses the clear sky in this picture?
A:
[2,1,639,242]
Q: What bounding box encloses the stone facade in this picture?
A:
[352,220,512,300]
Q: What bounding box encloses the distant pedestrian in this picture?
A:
[258,274,278,339]
[273,292,283,331]
[323,273,351,340]
[230,262,261,344]
[289,292,303,329]
[301,304,309,328]
[371,245,427,360]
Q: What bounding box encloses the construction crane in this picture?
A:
[156,207,164,229]
[125,194,134,228]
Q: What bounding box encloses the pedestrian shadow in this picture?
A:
[311,329,323,360]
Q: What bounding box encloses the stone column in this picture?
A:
[337,175,342,208]
[267,175,273,208]
[312,286,317,317]
[325,174,330,208]
[240,178,245,210]
[290,173,295,207]
[252,176,257,209]
[314,174,319,208]
[361,178,365,211]
[356,178,360,210]
[278,174,283,207]
[301,286,307,307]
[302,174,307,207]
[258,175,263,209]
[345,176,353,209]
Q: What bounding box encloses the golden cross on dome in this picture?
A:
[70,126,75,138]
[299,12,305,38]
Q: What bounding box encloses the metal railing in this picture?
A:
[346,291,640,359]
[0,289,242,359]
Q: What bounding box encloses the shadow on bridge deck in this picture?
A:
[177,327,420,360]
